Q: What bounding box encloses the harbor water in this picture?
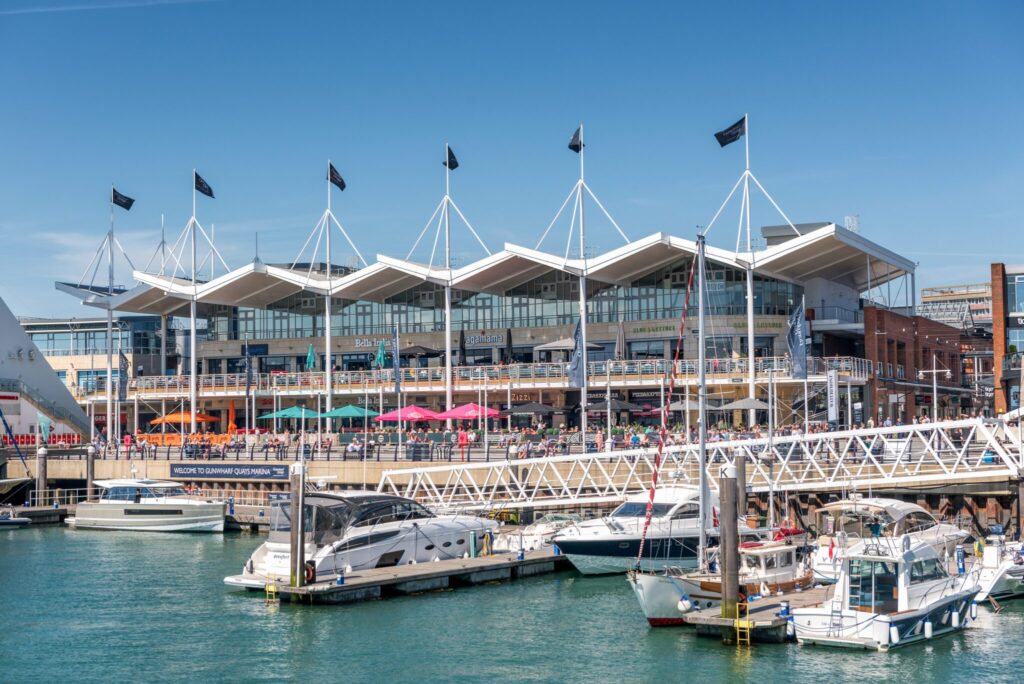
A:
[2,527,1021,683]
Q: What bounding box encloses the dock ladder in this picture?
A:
[733,601,752,646]
[265,580,278,603]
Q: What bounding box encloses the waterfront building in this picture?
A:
[918,282,993,332]
[34,218,966,436]
[992,263,1024,414]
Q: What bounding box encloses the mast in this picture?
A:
[697,234,709,569]
[577,123,588,436]
[106,187,114,443]
[444,143,454,427]
[325,160,333,423]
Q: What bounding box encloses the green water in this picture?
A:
[2,527,1021,683]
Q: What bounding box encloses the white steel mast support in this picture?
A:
[743,114,756,429]
[444,144,454,428]
[106,189,114,443]
[324,161,334,429]
[189,170,198,435]
[696,234,709,568]
[577,124,589,438]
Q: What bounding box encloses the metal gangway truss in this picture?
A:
[377,419,1023,511]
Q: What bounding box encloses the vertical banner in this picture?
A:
[391,325,401,395]
[826,369,839,422]
[787,306,807,380]
[567,320,585,389]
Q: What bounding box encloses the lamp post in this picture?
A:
[918,353,952,421]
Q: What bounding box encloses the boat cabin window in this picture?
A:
[743,554,762,571]
[102,487,138,502]
[763,551,793,569]
[352,500,433,527]
[143,487,187,498]
[671,504,699,520]
[910,558,946,584]
[268,501,314,542]
[901,512,937,534]
[848,559,899,612]
[611,502,673,518]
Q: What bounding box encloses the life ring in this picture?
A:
[304,563,315,583]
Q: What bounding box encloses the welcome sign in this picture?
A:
[169,463,290,480]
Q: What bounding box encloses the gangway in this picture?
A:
[377,419,1022,511]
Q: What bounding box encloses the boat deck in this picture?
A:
[236,547,572,605]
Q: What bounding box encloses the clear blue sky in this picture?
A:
[1,0,1021,317]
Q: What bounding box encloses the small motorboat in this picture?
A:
[793,536,980,651]
[970,533,1024,602]
[0,505,31,528]
[494,513,581,553]
[628,533,812,626]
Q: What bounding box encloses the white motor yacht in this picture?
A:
[551,487,744,575]
[811,498,967,584]
[793,536,980,651]
[971,534,1024,602]
[494,513,581,553]
[224,491,499,589]
[66,479,225,532]
[628,535,812,626]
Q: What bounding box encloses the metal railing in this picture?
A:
[73,355,873,400]
[377,418,1024,510]
[25,486,274,509]
[811,307,864,324]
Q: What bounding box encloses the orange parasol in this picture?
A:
[150,411,219,425]
[228,400,237,433]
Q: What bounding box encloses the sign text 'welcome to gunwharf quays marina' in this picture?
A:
[170,463,290,480]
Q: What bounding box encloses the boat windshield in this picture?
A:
[610,502,673,518]
[144,487,188,498]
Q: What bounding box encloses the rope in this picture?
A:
[635,256,697,569]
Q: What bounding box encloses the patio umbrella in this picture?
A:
[375,405,442,422]
[227,400,237,433]
[257,406,320,420]
[584,398,645,412]
[320,405,380,419]
[663,399,702,412]
[436,403,501,420]
[398,345,441,358]
[150,411,218,425]
[714,397,770,411]
[500,401,557,416]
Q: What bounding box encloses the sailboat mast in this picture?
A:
[697,234,709,569]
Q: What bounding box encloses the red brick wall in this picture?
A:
[993,263,1007,413]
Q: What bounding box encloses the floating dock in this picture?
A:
[260,548,572,605]
[683,586,831,643]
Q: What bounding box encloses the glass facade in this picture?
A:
[1007,274,1024,314]
[206,258,803,342]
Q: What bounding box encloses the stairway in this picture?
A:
[0,378,91,437]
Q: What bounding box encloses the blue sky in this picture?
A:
[1,0,1021,316]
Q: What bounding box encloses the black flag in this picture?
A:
[194,171,214,198]
[443,145,459,170]
[118,351,130,402]
[328,163,346,191]
[568,126,584,153]
[111,188,134,211]
[244,340,253,400]
[714,116,747,147]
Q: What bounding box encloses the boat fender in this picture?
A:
[889,625,900,645]
[245,559,254,574]
[970,601,978,620]
[786,616,795,639]
[951,610,960,629]
[924,619,933,639]
[760,582,770,597]
[304,563,315,583]
[677,598,693,613]
[344,564,353,574]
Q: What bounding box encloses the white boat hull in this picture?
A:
[68,501,226,532]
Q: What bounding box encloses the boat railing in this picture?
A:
[26,487,91,508]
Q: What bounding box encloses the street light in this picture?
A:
[918,353,952,421]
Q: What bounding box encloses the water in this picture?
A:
[2,527,1022,683]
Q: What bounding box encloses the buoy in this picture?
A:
[970,601,978,620]
[951,610,960,628]
[889,625,900,645]
[924,619,933,639]
[677,598,693,613]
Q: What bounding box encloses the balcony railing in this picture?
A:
[810,307,864,324]
[71,355,873,399]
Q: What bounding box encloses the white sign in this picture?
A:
[826,369,839,422]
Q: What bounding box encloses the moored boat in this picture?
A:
[66,479,225,532]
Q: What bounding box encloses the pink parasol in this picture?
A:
[435,403,501,420]
[375,406,443,422]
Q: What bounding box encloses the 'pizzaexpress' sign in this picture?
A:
[169,463,289,480]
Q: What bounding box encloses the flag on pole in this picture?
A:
[244,340,253,400]
[194,171,214,198]
[458,329,466,366]
[568,126,584,153]
[118,351,130,402]
[306,343,316,371]
[568,320,585,388]
[328,163,346,191]
[374,340,387,370]
[787,305,808,380]
[111,188,135,211]
[714,116,747,147]
[443,145,459,170]
[391,325,401,394]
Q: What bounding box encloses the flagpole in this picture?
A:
[189,170,198,436]
[107,186,115,447]
[802,293,810,435]
[325,160,334,431]
[743,113,756,430]
[444,143,454,430]
[577,123,589,439]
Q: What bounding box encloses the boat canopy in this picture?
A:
[93,479,186,489]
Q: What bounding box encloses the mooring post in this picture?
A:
[735,452,747,524]
[720,463,739,644]
[86,445,96,500]
[289,465,306,588]
[35,447,48,507]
